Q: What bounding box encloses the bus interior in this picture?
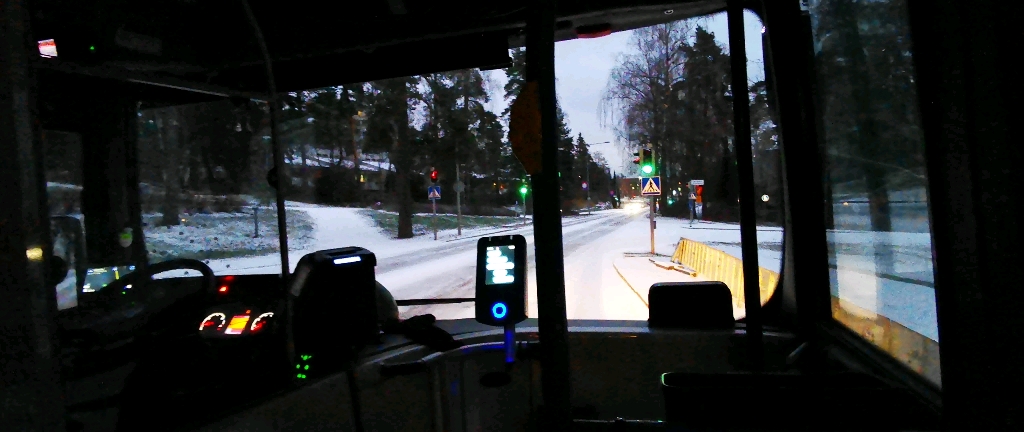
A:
[1,0,1020,431]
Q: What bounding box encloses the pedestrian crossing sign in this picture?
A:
[641,176,661,196]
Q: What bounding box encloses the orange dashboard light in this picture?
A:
[224,315,250,335]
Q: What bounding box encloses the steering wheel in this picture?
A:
[99,258,217,299]
[57,259,217,373]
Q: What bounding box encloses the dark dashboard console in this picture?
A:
[289,247,379,374]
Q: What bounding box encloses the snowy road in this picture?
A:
[382,208,652,320]
[160,206,655,320]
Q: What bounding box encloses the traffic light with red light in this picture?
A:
[430,170,438,183]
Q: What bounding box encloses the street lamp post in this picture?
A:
[586,141,611,214]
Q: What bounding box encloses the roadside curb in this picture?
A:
[612,258,649,307]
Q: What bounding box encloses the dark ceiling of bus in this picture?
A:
[29,0,726,94]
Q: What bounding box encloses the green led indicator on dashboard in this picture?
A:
[296,354,313,379]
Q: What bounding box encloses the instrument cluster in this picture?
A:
[199,308,274,338]
[198,274,282,339]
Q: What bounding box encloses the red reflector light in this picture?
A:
[575,23,613,39]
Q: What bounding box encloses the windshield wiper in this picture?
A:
[394,298,473,306]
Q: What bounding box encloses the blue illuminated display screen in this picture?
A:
[83,265,136,292]
[484,245,516,285]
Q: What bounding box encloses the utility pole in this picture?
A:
[351,111,365,198]
[456,163,462,236]
[650,193,656,254]
[456,69,469,236]
[583,140,610,213]
[430,169,439,240]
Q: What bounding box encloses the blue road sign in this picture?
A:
[641,176,661,196]
[428,186,441,200]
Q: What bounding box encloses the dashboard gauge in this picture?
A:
[250,312,274,332]
[200,313,227,331]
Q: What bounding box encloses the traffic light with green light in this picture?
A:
[640,149,654,175]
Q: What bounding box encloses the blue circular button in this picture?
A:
[492,302,508,319]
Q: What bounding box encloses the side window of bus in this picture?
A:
[43,130,85,310]
[806,0,939,385]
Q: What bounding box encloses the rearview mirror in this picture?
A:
[51,216,86,310]
[49,256,69,286]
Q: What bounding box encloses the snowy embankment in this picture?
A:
[653,216,936,341]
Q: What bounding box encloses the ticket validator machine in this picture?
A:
[474,235,528,368]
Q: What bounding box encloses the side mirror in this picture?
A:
[51,216,86,310]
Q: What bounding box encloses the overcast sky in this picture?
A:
[484,10,766,175]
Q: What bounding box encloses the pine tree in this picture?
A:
[365,77,420,238]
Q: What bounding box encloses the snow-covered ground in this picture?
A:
[152,204,613,277]
[628,215,936,341]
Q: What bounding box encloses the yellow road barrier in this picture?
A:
[831,296,941,386]
[671,238,778,310]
